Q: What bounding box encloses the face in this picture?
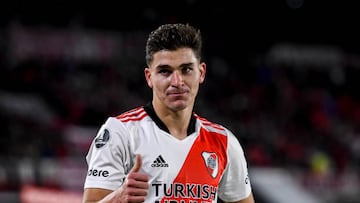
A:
[145,48,206,112]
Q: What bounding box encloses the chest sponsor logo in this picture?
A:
[202,152,218,178]
[153,183,217,203]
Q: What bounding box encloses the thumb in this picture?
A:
[130,154,142,173]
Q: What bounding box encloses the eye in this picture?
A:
[158,69,171,75]
[182,67,192,74]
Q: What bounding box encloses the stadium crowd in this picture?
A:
[0,25,359,202]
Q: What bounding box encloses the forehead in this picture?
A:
[150,48,198,68]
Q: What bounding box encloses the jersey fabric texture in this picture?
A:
[84,104,252,203]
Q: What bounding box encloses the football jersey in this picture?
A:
[84,104,252,203]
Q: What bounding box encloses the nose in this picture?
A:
[170,71,183,86]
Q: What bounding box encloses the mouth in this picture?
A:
[167,90,188,97]
[168,92,186,97]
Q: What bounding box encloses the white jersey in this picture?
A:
[84,104,252,203]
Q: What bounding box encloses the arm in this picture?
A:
[82,155,149,203]
[82,188,112,203]
[224,192,255,203]
[219,130,254,203]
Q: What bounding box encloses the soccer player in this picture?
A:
[82,23,255,203]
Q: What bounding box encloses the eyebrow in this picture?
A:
[156,62,194,70]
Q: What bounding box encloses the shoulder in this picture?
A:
[194,113,229,135]
[194,113,243,146]
[115,106,148,122]
[100,106,150,133]
[95,106,150,145]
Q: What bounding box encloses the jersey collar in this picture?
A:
[143,103,196,136]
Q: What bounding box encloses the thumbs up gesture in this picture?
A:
[125,154,149,202]
[107,154,149,203]
[130,154,144,173]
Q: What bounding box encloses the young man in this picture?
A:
[82,23,255,203]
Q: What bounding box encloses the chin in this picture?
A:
[168,101,188,111]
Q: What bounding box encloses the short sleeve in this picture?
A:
[84,117,133,191]
[217,130,252,202]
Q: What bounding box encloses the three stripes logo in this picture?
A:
[151,155,169,167]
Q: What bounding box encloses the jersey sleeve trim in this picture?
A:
[84,180,120,191]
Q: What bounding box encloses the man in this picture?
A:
[82,23,255,203]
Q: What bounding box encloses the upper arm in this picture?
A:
[82,188,113,203]
[84,118,131,193]
[218,131,252,200]
[223,192,255,203]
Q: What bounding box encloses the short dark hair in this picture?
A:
[145,23,202,66]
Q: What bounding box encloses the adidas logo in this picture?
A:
[151,155,169,167]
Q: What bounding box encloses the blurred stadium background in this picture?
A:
[1,0,360,202]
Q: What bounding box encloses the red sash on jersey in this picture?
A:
[159,127,228,203]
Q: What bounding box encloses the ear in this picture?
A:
[199,62,206,84]
[144,67,153,88]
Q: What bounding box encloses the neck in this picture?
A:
[152,101,193,140]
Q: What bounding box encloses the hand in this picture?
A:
[110,154,149,203]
